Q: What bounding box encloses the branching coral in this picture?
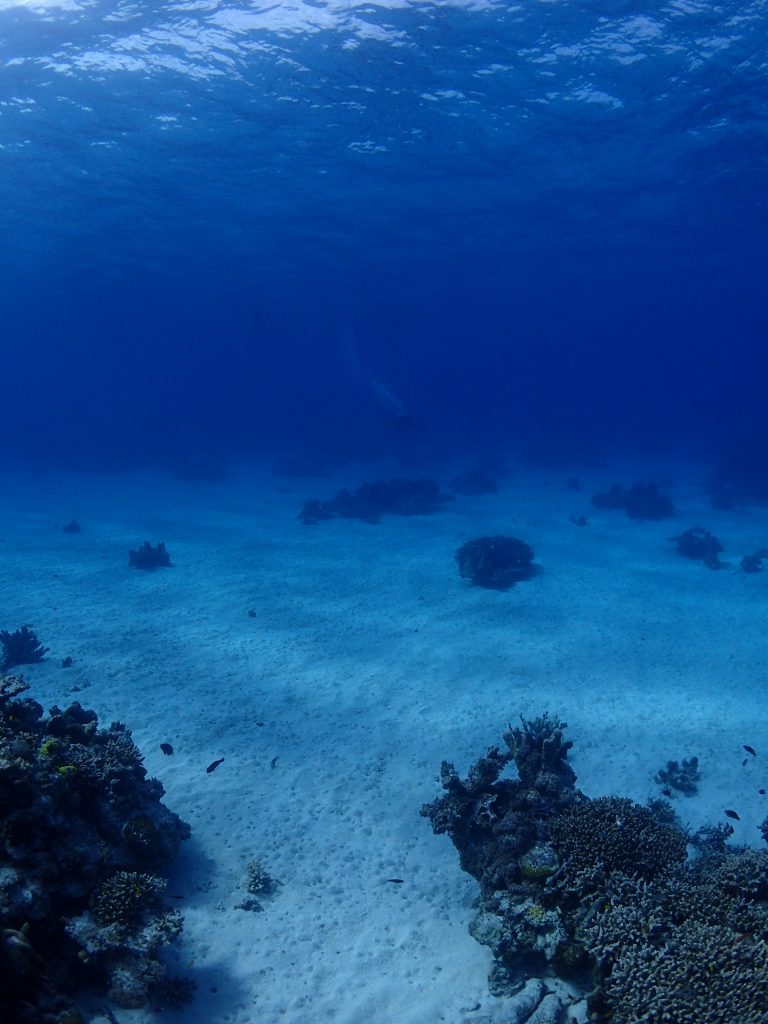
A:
[0,625,49,671]
[129,541,171,569]
[551,796,688,883]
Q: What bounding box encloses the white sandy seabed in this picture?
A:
[2,460,767,1024]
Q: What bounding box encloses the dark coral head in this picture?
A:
[456,536,536,590]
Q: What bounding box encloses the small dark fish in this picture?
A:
[760,789,766,795]
[385,878,404,884]
[255,721,265,727]
[724,809,740,820]
[270,756,279,769]
[744,745,757,756]
[206,758,225,774]
[160,742,174,756]
[742,759,748,767]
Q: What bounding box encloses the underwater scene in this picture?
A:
[2,1,768,1022]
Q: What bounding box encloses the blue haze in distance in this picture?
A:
[1,0,766,470]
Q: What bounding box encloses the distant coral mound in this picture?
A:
[129,541,172,569]
[449,458,508,496]
[592,480,676,520]
[708,440,768,508]
[455,535,536,590]
[669,526,724,569]
[300,477,454,525]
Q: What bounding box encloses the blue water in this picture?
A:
[1,0,767,470]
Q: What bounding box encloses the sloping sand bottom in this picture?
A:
[2,460,766,1024]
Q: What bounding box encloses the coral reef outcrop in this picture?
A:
[129,541,172,569]
[669,527,724,569]
[0,675,192,1021]
[455,536,536,590]
[299,478,453,524]
[592,480,676,520]
[423,715,768,1022]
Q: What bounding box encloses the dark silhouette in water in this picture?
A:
[669,527,724,569]
[455,536,536,589]
[300,478,453,525]
[0,625,49,670]
[129,542,172,569]
[592,481,676,521]
[341,329,412,432]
